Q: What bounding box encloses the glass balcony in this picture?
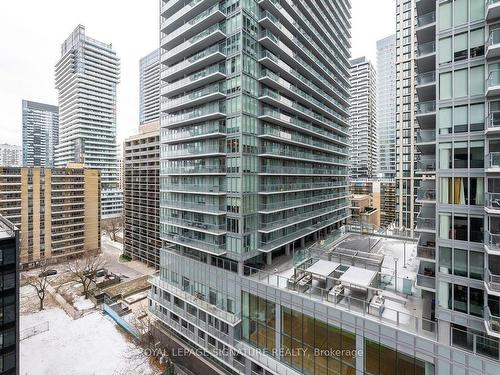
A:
[163,183,225,193]
[485,306,500,338]
[487,70,500,97]
[259,191,348,212]
[260,146,348,165]
[485,268,500,294]
[415,206,436,232]
[416,71,436,86]
[162,232,226,254]
[259,181,348,193]
[163,63,226,96]
[487,152,500,168]
[486,192,500,211]
[417,245,436,260]
[162,44,225,82]
[260,88,349,134]
[162,121,226,142]
[260,124,348,155]
[415,100,436,115]
[416,261,435,289]
[161,200,225,214]
[485,230,500,254]
[164,216,226,234]
[165,141,225,158]
[260,107,348,145]
[165,24,226,65]
[260,201,349,232]
[164,82,226,112]
[416,41,435,57]
[416,158,436,173]
[416,12,435,27]
[416,185,436,202]
[415,129,436,143]
[165,165,226,174]
[259,165,348,175]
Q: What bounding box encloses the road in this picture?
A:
[100,235,143,279]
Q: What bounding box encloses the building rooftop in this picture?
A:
[247,231,433,339]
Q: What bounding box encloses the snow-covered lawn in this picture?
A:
[73,296,95,311]
[21,308,161,375]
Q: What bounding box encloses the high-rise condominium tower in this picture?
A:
[151,0,354,372]
[349,56,377,179]
[376,34,397,179]
[414,0,500,362]
[22,100,59,167]
[54,25,122,218]
[396,0,420,230]
[123,121,161,267]
[139,49,161,124]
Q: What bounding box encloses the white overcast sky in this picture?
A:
[0,0,394,147]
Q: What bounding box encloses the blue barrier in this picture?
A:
[103,303,140,338]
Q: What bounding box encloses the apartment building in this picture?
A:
[54,25,122,218]
[396,0,420,230]
[376,35,397,179]
[0,164,100,267]
[144,1,487,374]
[22,100,59,167]
[123,121,160,267]
[349,56,378,179]
[350,179,396,228]
[140,50,161,125]
[0,144,21,167]
[412,0,500,364]
[0,215,19,375]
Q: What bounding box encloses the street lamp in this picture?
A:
[394,258,399,293]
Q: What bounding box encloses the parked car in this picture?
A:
[39,269,57,277]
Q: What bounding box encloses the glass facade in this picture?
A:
[0,216,18,375]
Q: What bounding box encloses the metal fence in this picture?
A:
[20,321,49,341]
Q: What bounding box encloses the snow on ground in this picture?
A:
[73,296,95,311]
[21,308,160,375]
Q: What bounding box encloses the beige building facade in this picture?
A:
[0,163,100,267]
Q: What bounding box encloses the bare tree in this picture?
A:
[68,253,106,299]
[103,216,123,242]
[25,262,50,311]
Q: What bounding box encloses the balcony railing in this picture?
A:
[415,129,436,143]
[485,306,500,335]
[417,245,436,260]
[416,186,436,201]
[416,274,435,289]
[488,70,500,89]
[486,192,500,210]
[416,71,436,86]
[150,276,240,324]
[485,268,500,293]
[416,216,436,231]
[490,29,500,47]
[417,12,436,27]
[485,230,500,251]
[488,111,500,130]
[416,101,436,115]
[417,41,436,57]
[487,152,500,168]
[416,158,436,172]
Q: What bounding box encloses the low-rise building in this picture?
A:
[0,164,100,267]
[350,179,396,228]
